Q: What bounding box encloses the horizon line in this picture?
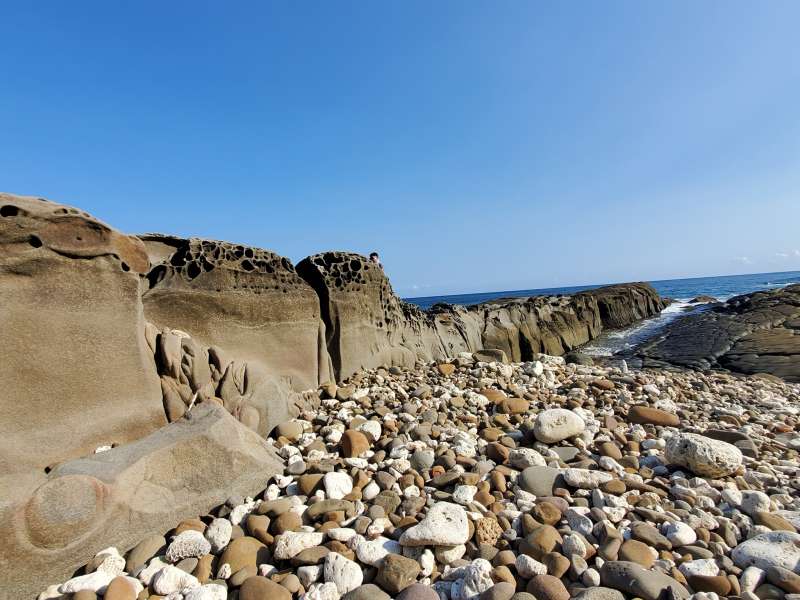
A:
[402,268,800,300]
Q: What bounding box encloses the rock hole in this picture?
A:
[186,262,201,279]
[29,235,42,248]
[121,262,130,272]
[0,205,19,217]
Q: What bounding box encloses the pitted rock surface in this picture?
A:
[143,236,333,397]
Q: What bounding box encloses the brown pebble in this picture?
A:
[239,575,292,600]
[526,574,569,600]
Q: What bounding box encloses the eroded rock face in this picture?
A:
[142,235,332,395]
[297,252,667,381]
[0,193,164,475]
[149,324,304,437]
[0,402,282,599]
[635,285,800,382]
[296,252,426,379]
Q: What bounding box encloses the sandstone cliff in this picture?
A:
[0,193,164,476]
[296,250,667,380]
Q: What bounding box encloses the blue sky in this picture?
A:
[2,2,799,296]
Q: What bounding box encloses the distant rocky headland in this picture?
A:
[2,192,799,600]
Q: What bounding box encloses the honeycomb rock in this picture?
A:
[141,236,332,427]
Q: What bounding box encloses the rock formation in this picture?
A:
[142,236,333,394]
[297,251,667,380]
[147,323,306,436]
[634,284,800,382]
[4,403,281,599]
[0,193,164,475]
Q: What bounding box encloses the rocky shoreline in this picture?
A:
[1,191,799,600]
[631,286,800,383]
[36,354,800,600]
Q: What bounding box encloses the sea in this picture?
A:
[404,270,800,357]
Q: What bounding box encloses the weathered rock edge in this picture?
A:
[144,244,669,384]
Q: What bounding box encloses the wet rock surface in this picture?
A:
[36,352,800,600]
[634,285,800,382]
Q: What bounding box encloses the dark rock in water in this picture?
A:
[690,295,719,304]
[565,351,594,365]
[634,285,800,382]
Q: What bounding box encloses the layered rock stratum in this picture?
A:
[634,285,800,382]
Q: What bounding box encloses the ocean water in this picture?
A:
[404,270,800,357]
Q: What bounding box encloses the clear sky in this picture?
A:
[2,2,799,296]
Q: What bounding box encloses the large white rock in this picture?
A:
[563,468,612,488]
[740,490,771,516]
[302,582,340,600]
[89,547,125,576]
[516,555,547,578]
[533,409,585,443]
[509,448,547,469]
[732,532,800,573]
[273,531,325,560]
[662,521,697,547]
[324,552,363,594]
[323,471,353,500]
[137,557,169,586]
[399,502,469,547]
[353,536,402,566]
[151,565,200,595]
[184,584,228,600]
[452,485,477,506]
[665,433,743,477]
[435,544,466,564]
[166,530,211,562]
[451,559,493,600]
[205,519,233,553]
[58,571,113,595]
[679,559,719,577]
[298,565,323,588]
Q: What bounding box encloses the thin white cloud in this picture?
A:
[794,249,800,257]
[776,252,790,258]
[736,256,753,265]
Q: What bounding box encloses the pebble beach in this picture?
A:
[39,353,800,600]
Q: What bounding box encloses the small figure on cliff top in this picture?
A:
[369,252,382,267]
